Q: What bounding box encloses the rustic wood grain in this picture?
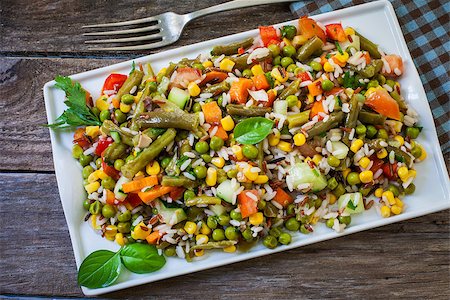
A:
[0,173,448,299]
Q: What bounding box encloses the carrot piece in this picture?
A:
[251,74,270,90]
[230,78,254,104]
[123,193,143,210]
[381,54,404,77]
[146,231,160,244]
[259,26,281,46]
[332,56,346,67]
[238,190,259,219]
[320,54,327,66]
[307,79,323,97]
[298,17,327,42]
[310,100,326,119]
[273,188,294,208]
[199,71,228,86]
[105,189,115,205]
[112,98,120,108]
[262,89,277,107]
[209,125,228,140]
[363,52,371,64]
[365,89,401,120]
[122,175,158,193]
[169,187,185,201]
[138,186,175,204]
[201,101,222,124]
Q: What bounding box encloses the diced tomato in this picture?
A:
[382,163,398,180]
[370,157,384,173]
[169,187,185,201]
[365,89,401,120]
[101,73,128,94]
[259,26,280,46]
[170,67,202,88]
[381,54,404,77]
[101,159,121,181]
[238,190,259,218]
[298,17,327,42]
[95,139,113,156]
[325,23,346,42]
[73,128,91,149]
[297,71,312,82]
[123,193,143,210]
[238,47,245,55]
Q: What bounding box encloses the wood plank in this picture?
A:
[0,173,448,298]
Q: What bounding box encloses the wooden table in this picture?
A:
[1,1,448,298]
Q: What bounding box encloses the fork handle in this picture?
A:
[185,0,298,21]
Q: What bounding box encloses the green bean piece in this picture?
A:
[357,59,383,78]
[226,53,270,70]
[343,95,362,145]
[390,90,408,110]
[202,81,230,96]
[102,142,128,162]
[161,176,199,189]
[189,241,236,253]
[115,70,144,102]
[101,120,134,146]
[358,111,386,125]
[355,31,381,59]
[185,196,222,207]
[142,63,155,81]
[130,82,154,131]
[121,128,176,179]
[287,110,311,129]
[211,37,254,56]
[257,142,264,170]
[226,104,271,117]
[278,79,301,100]
[306,111,345,139]
[136,111,200,132]
[387,145,412,167]
[365,138,386,151]
[296,36,324,62]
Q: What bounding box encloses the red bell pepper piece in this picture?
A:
[95,139,113,156]
[73,128,91,150]
[101,159,121,181]
[101,73,128,94]
[259,26,280,46]
[297,71,312,82]
[169,187,185,201]
[382,163,398,180]
[123,193,143,210]
[325,23,346,42]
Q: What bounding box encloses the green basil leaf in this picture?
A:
[233,117,274,145]
[77,250,121,289]
[120,243,166,274]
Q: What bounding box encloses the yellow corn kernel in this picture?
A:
[359,157,371,169]
[350,139,364,153]
[374,188,384,198]
[344,27,355,36]
[391,205,402,215]
[292,35,308,47]
[323,62,334,72]
[359,170,373,183]
[328,193,337,205]
[306,93,314,104]
[146,161,160,176]
[394,135,404,146]
[115,233,126,246]
[188,82,201,97]
[131,222,151,240]
[377,148,388,159]
[312,154,323,166]
[293,133,306,146]
[202,60,213,68]
[206,167,217,186]
[271,67,288,83]
[418,145,427,161]
[254,175,269,184]
[220,58,235,72]
[397,166,409,180]
[120,102,131,113]
[277,141,293,152]
[196,234,209,244]
[342,168,351,179]
[249,212,264,226]
[212,157,225,168]
[251,64,264,76]
[244,168,258,181]
[223,245,237,253]
[381,205,391,218]
[194,249,205,257]
[395,198,404,207]
[104,225,118,241]
[96,96,109,111]
[231,145,244,160]
[383,191,396,206]
[268,133,280,146]
[335,52,349,63]
[221,115,235,131]
[134,171,145,179]
[84,181,100,194]
[85,126,100,138]
[134,91,143,103]
[184,221,197,235]
[200,223,211,235]
[408,170,417,179]
[282,37,293,46]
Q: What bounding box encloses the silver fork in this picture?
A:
[83,0,298,51]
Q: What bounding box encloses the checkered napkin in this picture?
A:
[289,0,449,159]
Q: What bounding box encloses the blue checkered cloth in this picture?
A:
[290,0,449,159]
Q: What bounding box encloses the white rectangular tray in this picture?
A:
[43,0,450,295]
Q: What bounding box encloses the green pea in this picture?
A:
[404,183,415,195]
[273,56,282,66]
[326,218,335,228]
[366,125,378,138]
[89,201,102,215]
[201,154,212,163]
[347,172,361,185]
[278,232,292,245]
[204,98,213,103]
[406,127,420,139]
[102,204,116,218]
[117,222,131,233]
[101,176,116,190]
[192,102,202,113]
[377,128,388,140]
[160,157,171,169]
[82,166,94,179]
[257,200,267,210]
[151,208,159,215]
[72,144,83,159]
[309,61,322,71]
[193,63,205,70]
[242,144,258,159]
[210,136,224,151]
[355,124,367,135]
[281,56,294,68]
[207,216,218,230]
[286,64,297,73]
[212,228,225,241]
[83,199,91,210]
[114,159,124,171]
[286,95,298,108]
[338,215,351,225]
[387,184,400,197]
[184,190,196,201]
[121,94,135,104]
[117,210,131,222]
[269,227,282,238]
[225,226,239,240]
[411,146,422,158]
[327,155,340,168]
[114,109,127,123]
[285,217,300,231]
[79,154,93,167]
[164,247,176,257]
[217,214,230,226]
[321,79,334,91]
[242,228,253,240]
[96,158,102,169]
[193,165,207,179]
[230,210,242,221]
[300,224,311,234]
[195,141,209,154]
[282,45,296,58]
[147,81,158,92]
[286,204,295,215]
[268,44,280,57]
[242,69,253,78]
[367,80,379,89]
[263,235,278,249]
[227,169,238,178]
